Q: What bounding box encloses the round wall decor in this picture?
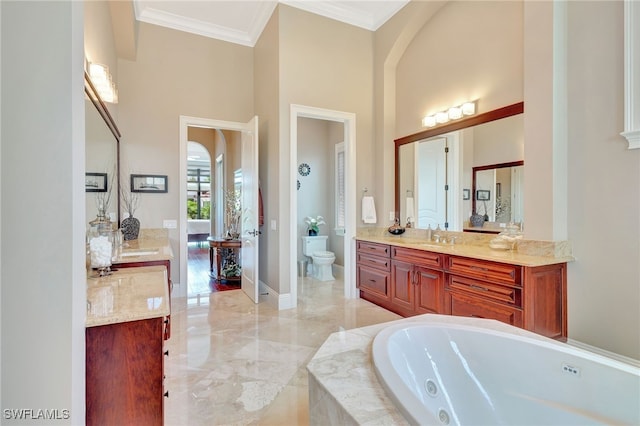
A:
[298,163,311,176]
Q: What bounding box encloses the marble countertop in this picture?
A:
[112,231,174,264]
[356,233,574,267]
[86,265,170,327]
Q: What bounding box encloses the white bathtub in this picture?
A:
[372,318,640,426]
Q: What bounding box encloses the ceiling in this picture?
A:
[133,0,410,47]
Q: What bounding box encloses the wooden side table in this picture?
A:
[207,237,242,281]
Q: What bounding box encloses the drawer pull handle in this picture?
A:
[470,285,488,292]
[470,266,489,272]
[164,350,169,357]
[369,279,377,283]
[470,314,483,318]
[164,391,169,398]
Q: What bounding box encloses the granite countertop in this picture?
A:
[86,265,170,327]
[112,230,174,264]
[356,232,575,267]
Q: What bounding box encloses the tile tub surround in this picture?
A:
[86,265,170,327]
[356,228,573,267]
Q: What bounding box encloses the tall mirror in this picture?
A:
[85,71,121,227]
[395,103,524,232]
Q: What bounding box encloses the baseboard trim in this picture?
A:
[566,338,640,367]
[333,264,344,280]
[260,281,295,310]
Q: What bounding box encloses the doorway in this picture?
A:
[179,116,260,302]
[289,105,357,307]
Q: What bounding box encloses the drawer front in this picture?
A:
[357,241,390,258]
[447,256,521,285]
[392,246,443,269]
[448,292,523,327]
[357,265,389,298]
[357,253,390,271]
[447,275,521,307]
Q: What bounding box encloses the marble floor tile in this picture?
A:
[164,277,401,425]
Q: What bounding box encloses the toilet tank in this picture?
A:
[302,235,328,256]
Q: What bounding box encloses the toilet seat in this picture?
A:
[313,251,334,258]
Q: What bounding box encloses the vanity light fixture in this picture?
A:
[422,100,477,128]
[87,62,118,104]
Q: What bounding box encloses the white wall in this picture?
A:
[1,1,86,421]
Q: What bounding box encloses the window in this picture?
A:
[335,142,345,235]
[187,167,211,219]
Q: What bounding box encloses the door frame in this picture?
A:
[179,115,249,297]
[289,105,357,305]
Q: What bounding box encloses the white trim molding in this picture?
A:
[622,0,640,149]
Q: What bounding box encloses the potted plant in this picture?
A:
[305,215,325,236]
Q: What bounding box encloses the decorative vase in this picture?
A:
[470,213,485,227]
[308,229,318,236]
[121,215,140,241]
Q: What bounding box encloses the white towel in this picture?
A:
[406,197,415,221]
[361,196,377,224]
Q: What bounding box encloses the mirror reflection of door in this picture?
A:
[416,137,447,228]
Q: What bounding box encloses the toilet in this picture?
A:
[301,235,335,281]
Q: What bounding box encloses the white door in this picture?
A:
[241,116,259,303]
[416,137,447,228]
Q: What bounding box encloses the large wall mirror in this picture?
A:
[395,102,524,232]
[85,71,121,226]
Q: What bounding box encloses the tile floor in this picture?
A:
[164,276,401,425]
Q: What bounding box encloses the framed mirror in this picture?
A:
[85,71,121,226]
[395,102,524,231]
[472,161,524,224]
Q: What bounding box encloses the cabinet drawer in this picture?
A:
[448,292,523,328]
[357,253,390,271]
[357,265,389,298]
[447,275,521,307]
[392,246,443,269]
[447,256,521,285]
[357,241,390,258]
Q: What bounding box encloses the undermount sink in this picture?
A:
[119,249,159,257]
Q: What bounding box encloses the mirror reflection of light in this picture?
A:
[147,297,162,310]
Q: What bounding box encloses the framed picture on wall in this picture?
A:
[476,190,491,201]
[131,174,168,193]
[463,189,470,200]
[85,172,107,192]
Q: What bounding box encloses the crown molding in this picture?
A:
[134,3,277,47]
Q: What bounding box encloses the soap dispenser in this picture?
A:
[426,225,432,241]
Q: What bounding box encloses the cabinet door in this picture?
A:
[415,266,444,314]
[390,259,415,315]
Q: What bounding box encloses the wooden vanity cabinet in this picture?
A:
[445,256,567,340]
[86,316,168,426]
[356,241,391,307]
[390,247,444,317]
[355,240,568,340]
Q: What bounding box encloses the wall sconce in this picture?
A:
[422,101,476,128]
[87,62,118,104]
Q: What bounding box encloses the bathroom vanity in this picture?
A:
[86,230,174,425]
[356,234,571,340]
[86,266,170,426]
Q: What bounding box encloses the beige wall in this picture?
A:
[563,1,639,359]
[117,22,253,286]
